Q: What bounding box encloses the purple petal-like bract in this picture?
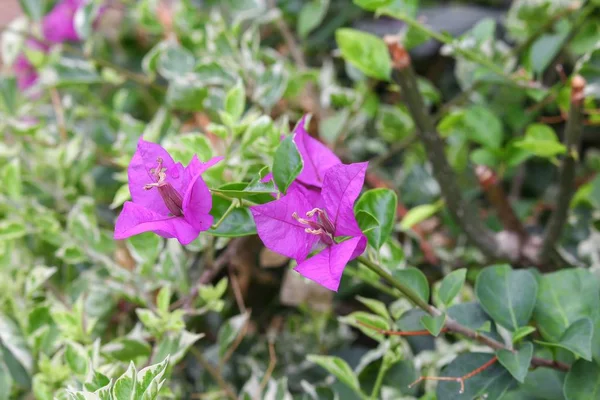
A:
[293,115,341,188]
[251,189,319,262]
[251,160,368,292]
[322,162,368,238]
[115,137,221,245]
[294,236,364,291]
[14,54,39,90]
[42,0,84,43]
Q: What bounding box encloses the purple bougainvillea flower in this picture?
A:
[114,137,222,245]
[42,0,84,43]
[14,54,39,90]
[293,115,341,189]
[251,162,368,291]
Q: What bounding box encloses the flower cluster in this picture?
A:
[14,0,88,90]
[114,117,368,292]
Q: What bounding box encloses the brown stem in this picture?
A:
[408,356,498,394]
[385,38,502,260]
[475,165,527,238]
[190,347,237,400]
[539,75,586,263]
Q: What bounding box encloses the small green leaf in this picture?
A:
[437,268,467,307]
[420,313,446,336]
[355,189,397,249]
[224,81,246,121]
[166,75,208,111]
[65,342,89,376]
[356,296,390,320]
[297,0,329,38]
[208,196,257,237]
[101,338,151,362]
[217,313,250,359]
[514,124,566,158]
[339,311,389,342]
[272,136,303,194]
[496,342,533,383]
[0,220,26,240]
[564,360,600,400]
[18,0,52,21]
[463,105,504,149]
[156,286,171,315]
[158,45,195,80]
[399,202,441,231]
[111,362,136,400]
[306,355,360,392]
[475,264,538,331]
[137,356,169,397]
[512,326,537,343]
[392,267,429,304]
[353,0,393,11]
[536,318,594,361]
[335,28,391,81]
[2,159,22,199]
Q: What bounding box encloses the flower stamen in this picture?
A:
[143,157,183,216]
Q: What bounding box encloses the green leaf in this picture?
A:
[376,105,414,143]
[512,326,537,343]
[0,361,12,400]
[0,220,26,240]
[272,136,303,194]
[306,355,360,392]
[18,0,52,21]
[463,105,504,149]
[339,311,389,342]
[224,81,246,121]
[25,265,57,297]
[74,2,100,40]
[399,202,440,231]
[65,342,89,376]
[109,184,130,210]
[529,19,570,75]
[436,353,516,400]
[112,362,136,400]
[298,0,329,38]
[42,58,102,86]
[158,45,195,80]
[533,269,600,342]
[392,267,429,303]
[563,359,600,400]
[437,268,467,307]
[355,296,389,320]
[355,189,397,249]
[0,314,32,388]
[420,313,446,336]
[137,356,169,398]
[156,286,171,315]
[353,0,393,11]
[514,124,566,158]
[218,313,250,359]
[166,75,208,111]
[101,338,151,362]
[536,318,594,361]
[208,196,257,237]
[335,28,391,81]
[475,264,538,331]
[355,210,380,235]
[152,330,203,365]
[496,342,533,383]
[2,159,22,199]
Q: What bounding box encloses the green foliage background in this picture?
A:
[2,0,600,399]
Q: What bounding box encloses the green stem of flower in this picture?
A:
[356,256,432,312]
[211,201,237,230]
[210,190,257,207]
[370,356,390,400]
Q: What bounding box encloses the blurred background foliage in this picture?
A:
[1,0,600,399]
